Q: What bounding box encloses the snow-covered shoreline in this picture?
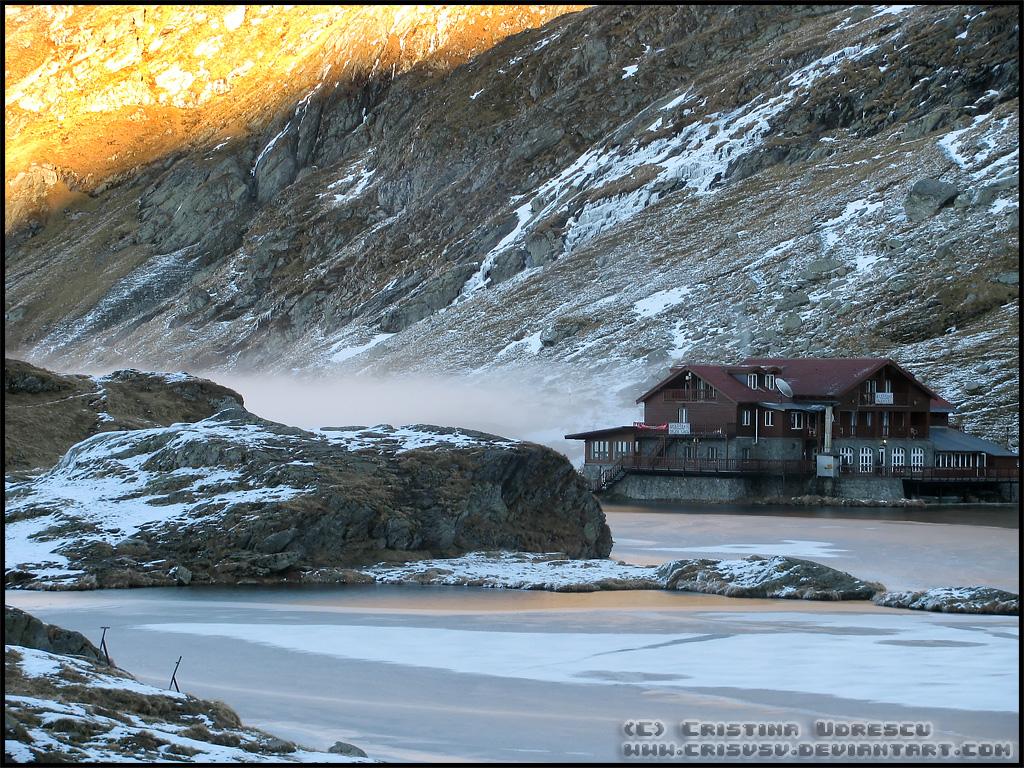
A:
[5,642,372,764]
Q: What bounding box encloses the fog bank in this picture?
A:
[212,371,639,466]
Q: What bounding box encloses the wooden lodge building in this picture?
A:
[566,357,1019,503]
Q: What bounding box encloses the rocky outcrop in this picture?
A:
[656,556,882,600]
[4,605,109,664]
[356,550,662,592]
[4,358,244,471]
[5,411,611,590]
[875,586,1019,615]
[903,178,960,221]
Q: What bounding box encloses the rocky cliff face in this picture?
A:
[5,408,612,590]
[4,5,1019,450]
[4,5,583,233]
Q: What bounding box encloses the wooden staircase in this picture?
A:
[598,460,627,491]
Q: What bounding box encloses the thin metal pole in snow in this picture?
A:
[99,627,111,665]
[169,656,182,692]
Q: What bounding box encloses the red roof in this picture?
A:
[637,363,788,404]
[639,357,951,405]
[741,357,948,403]
[738,357,886,397]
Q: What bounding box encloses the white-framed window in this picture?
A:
[742,409,752,426]
[742,447,752,460]
[864,411,872,426]
[765,374,776,391]
[839,447,854,466]
[936,452,975,468]
[865,380,877,394]
[747,373,759,389]
[911,447,924,469]
[877,447,886,467]
[678,407,688,424]
[764,410,774,427]
[790,412,804,430]
[859,447,873,473]
[891,447,906,468]
[707,447,719,459]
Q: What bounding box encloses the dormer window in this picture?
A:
[766,374,776,391]
[747,373,758,389]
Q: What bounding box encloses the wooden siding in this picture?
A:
[644,389,736,428]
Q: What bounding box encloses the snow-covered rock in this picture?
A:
[4,410,610,590]
[655,555,882,600]
[875,586,1020,615]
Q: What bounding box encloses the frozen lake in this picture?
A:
[5,502,1019,762]
[604,502,1020,592]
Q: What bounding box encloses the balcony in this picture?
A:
[664,388,717,402]
[834,425,917,439]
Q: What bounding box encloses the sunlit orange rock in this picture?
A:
[4,4,586,233]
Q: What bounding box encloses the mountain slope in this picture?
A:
[4,5,1019,454]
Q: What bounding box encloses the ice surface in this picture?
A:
[141,613,1018,712]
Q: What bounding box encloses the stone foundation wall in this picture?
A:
[834,476,906,502]
[615,473,752,501]
[608,472,908,502]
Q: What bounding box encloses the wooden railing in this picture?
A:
[664,388,717,402]
[840,466,1019,480]
[835,426,919,439]
[585,459,1018,491]
[597,459,1017,483]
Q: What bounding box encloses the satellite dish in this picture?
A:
[776,378,794,397]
